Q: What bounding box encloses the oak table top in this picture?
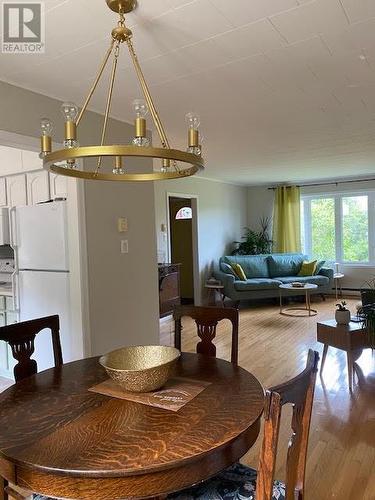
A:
[0,353,264,500]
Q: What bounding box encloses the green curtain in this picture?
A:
[272,186,301,253]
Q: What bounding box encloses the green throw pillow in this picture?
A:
[298,260,317,277]
[231,263,247,281]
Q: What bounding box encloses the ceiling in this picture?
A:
[2,0,375,185]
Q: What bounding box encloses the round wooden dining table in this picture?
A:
[0,352,264,500]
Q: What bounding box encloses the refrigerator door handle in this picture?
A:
[9,207,18,248]
[11,271,19,312]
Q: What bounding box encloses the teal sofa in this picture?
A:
[213,253,334,304]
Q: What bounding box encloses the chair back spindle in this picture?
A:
[0,315,63,382]
[257,350,319,500]
[173,305,239,365]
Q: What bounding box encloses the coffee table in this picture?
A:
[279,283,318,317]
[317,319,369,391]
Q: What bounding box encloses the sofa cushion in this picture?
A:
[275,275,329,287]
[267,254,307,278]
[220,261,237,277]
[224,255,269,279]
[234,278,282,291]
[315,260,326,274]
[231,263,247,281]
[298,260,317,276]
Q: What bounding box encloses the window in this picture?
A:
[175,207,192,220]
[342,196,368,262]
[301,192,373,264]
[311,198,336,261]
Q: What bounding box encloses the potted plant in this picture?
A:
[357,303,375,348]
[232,217,273,255]
[360,277,375,306]
[335,301,350,325]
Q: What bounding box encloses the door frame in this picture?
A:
[166,192,200,305]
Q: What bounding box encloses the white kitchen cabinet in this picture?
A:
[49,173,68,199]
[0,178,7,207]
[21,149,42,172]
[6,174,27,207]
[27,170,50,205]
[0,146,22,176]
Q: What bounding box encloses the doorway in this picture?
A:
[168,196,198,305]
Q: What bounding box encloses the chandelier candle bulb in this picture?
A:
[135,117,146,138]
[161,158,170,172]
[40,118,53,157]
[188,128,199,148]
[113,155,125,175]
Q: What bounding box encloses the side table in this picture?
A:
[205,284,225,307]
[333,273,345,300]
[317,319,369,391]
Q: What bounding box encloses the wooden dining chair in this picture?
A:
[169,349,319,500]
[0,315,63,500]
[173,305,239,365]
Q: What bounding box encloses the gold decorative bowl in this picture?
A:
[99,345,181,393]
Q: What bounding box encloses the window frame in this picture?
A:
[301,190,375,266]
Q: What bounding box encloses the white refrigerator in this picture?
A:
[12,201,72,372]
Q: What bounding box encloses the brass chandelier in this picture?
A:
[39,0,205,181]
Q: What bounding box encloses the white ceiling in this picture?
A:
[2,0,375,185]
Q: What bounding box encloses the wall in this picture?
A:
[154,177,248,304]
[0,81,159,356]
[247,186,274,232]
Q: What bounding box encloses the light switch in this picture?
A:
[118,217,128,233]
[121,240,129,254]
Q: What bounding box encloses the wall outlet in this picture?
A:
[121,240,129,254]
[118,217,128,233]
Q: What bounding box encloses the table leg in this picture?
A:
[306,290,312,316]
[347,351,354,391]
[335,278,338,301]
[320,344,329,374]
[0,476,8,500]
[279,290,282,314]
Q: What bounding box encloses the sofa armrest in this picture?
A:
[213,267,236,289]
[318,267,334,283]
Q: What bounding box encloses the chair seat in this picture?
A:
[168,463,285,499]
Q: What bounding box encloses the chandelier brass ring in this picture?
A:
[44,145,204,181]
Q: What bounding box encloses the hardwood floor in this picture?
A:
[1,298,373,499]
[160,297,375,500]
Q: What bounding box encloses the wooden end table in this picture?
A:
[279,283,318,317]
[317,320,369,391]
